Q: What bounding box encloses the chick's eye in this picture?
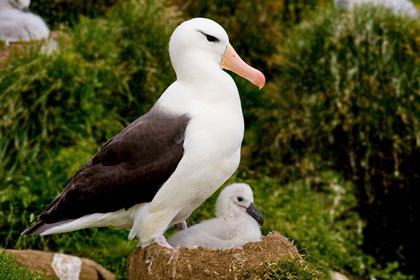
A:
[205,34,219,42]
[237,197,243,202]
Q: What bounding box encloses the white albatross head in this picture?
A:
[215,183,264,225]
[169,18,265,89]
[0,0,30,11]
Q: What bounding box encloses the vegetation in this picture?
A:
[241,258,327,280]
[0,250,47,280]
[246,5,420,277]
[30,0,123,28]
[1,0,419,279]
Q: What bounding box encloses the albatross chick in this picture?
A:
[0,0,49,44]
[168,183,263,249]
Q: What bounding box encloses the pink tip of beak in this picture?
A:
[254,70,266,90]
[222,44,266,90]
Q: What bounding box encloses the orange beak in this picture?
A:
[221,43,265,89]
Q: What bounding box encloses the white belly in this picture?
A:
[170,146,242,225]
[130,109,244,246]
[129,76,245,246]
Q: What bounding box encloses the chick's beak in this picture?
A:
[221,43,265,89]
[246,202,264,225]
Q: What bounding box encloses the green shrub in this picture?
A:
[30,0,122,28]
[0,250,47,280]
[246,173,367,277]
[171,0,330,74]
[247,5,420,277]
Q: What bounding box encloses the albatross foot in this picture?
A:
[155,235,173,249]
[175,221,188,230]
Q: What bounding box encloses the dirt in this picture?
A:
[7,249,115,280]
[127,231,302,280]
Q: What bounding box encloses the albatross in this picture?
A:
[0,0,49,44]
[21,17,265,248]
[168,183,263,249]
[335,0,419,18]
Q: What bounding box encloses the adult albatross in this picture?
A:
[21,17,265,248]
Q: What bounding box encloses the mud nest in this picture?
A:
[127,231,302,280]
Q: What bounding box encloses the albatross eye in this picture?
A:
[237,197,243,202]
[205,34,219,42]
[198,31,219,43]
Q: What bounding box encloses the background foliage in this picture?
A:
[1,0,419,279]
[248,6,420,275]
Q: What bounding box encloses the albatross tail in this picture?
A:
[21,220,73,236]
[21,210,134,236]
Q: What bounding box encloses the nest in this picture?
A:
[127,231,301,280]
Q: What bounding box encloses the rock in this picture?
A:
[6,249,115,280]
[127,231,301,280]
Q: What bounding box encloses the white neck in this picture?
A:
[171,49,223,83]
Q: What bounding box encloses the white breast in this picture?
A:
[132,71,245,246]
[161,79,242,189]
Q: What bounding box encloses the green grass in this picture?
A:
[0,250,48,280]
[241,258,326,280]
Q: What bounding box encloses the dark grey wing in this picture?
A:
[36,108,190,224]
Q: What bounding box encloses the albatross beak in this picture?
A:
[221,43,265,89]
[246,202,264,225]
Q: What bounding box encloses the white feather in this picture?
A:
[167,183,262,249]
[0,0,49,43]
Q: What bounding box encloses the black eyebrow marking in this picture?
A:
[197,30,220,43]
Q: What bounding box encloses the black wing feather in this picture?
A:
[35,107,190,224]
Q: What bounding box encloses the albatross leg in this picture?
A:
[175,221,187,230]
[155,235,173,249]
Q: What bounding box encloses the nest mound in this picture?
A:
[127,231,301,280]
